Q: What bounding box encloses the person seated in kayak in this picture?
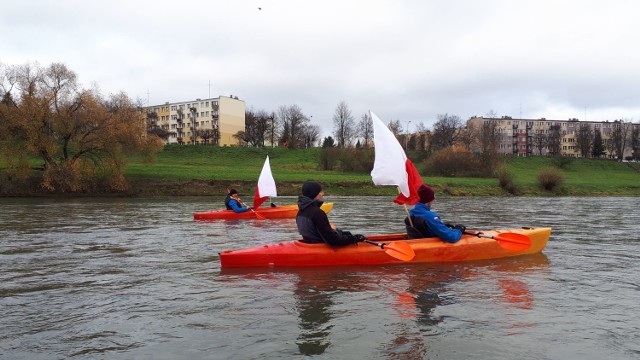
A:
[405,184,465,243]
[296,181,365,246]
[224,188,252,213]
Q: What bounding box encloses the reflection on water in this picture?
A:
[221,252,550,357]
[1,196,639,359]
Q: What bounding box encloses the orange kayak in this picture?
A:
[194,202,333,220]
[219,227,551,267]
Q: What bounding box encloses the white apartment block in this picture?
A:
[143,95,245,146]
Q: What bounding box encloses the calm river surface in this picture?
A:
[1,196,639,359]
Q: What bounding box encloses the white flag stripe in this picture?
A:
[257,155,278,197]
[369,111,410,197]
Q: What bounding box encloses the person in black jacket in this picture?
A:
[296,181,365,246]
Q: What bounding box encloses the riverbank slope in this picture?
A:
[2,146,639,196]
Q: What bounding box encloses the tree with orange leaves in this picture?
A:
[0,62,163,193]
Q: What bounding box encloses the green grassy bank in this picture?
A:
[2,145,639,196]
[123,145,640,197]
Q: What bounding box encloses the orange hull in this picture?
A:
[194,203,333,220]
[219,227,551,267]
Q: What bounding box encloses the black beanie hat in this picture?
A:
[229,188,238,196]
[302,181,322,199]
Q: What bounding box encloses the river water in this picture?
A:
[1,196,639,359]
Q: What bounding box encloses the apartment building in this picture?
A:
[467,116,639,159]
[143,95,245,146]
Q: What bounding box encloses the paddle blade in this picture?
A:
[493,232,531,251]
[384,241,416,262]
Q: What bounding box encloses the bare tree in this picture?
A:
[232,131,246,146]
[198,129,215,144]
[356,112,373,148]
[332,101,355,148]
[430,113,462,151]
[479,121,499,153]
[547,124,562,156]
[486,110,498,120]
[242,109,273,147]
[476,110,499,153]
[575,123,593,158]
[531,129,547,156]
[277,104,308,149]
[300,123,321,148]
[144,109,172,141]
[387,119,403,136]
[458,126,474,151]
[632,123,640,160]
[592,130,605,158]
[611,119,632,160]
[414,122,429,151]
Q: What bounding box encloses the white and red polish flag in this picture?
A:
[369,111,423,205]
[253,155,278,209]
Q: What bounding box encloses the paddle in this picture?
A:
[361,238,416,262]
[238,199,265,220]
[464,231,531,251]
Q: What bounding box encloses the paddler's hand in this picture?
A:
[454,224,466,233]
[354,234,366,243]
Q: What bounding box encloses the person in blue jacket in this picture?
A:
[407,184,464,243]
[224,188,251,213]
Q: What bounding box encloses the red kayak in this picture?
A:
[194,203,334,220]
[219,227,551,267]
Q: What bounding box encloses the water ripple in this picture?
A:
[1,196,638,359]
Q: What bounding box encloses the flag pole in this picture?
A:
[398,186,414,227]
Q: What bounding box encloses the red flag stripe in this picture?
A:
[253,186,268,209]
[393,159,423,205]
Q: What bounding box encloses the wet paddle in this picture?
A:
[464,231,531,251]
[362,238,415,262]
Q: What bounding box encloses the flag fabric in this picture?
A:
[369,111,423,205]
[253,156,278,209]
[393,159,422,205]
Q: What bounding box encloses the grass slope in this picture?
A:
[122,145,640,196]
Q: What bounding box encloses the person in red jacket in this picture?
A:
[296,181,364,246]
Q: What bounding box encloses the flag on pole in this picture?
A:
[253,155,278,209]
[369,111,423,205]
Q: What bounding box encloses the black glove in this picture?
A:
[453,224,466,233]
[247,207,253,211]
[354,234,367,243]
[270,203,277,207]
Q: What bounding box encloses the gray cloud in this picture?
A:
[3,0,640,138]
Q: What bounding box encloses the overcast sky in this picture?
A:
[3,0,640,137]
